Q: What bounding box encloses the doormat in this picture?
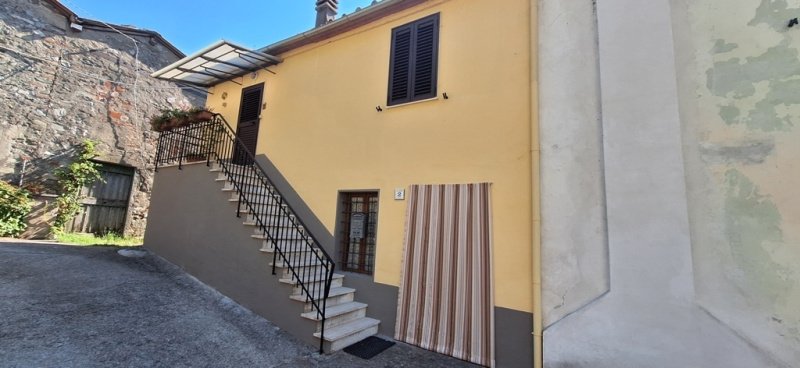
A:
[343,336,396,359]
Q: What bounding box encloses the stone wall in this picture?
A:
[0,0,204,237]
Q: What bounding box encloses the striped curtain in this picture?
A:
[395,183,494,367]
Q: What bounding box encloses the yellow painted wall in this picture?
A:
[207,0,535,313]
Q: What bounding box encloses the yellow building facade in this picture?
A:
[208,0,536,315]
[149,0,538,366]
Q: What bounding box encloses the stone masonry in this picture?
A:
[0,0,204,237]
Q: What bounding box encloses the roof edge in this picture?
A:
[43,0,185,58]
[260,0,427,56]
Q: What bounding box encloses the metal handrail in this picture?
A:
[154,115,335,353]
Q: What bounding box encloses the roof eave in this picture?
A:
[260,0,427,56]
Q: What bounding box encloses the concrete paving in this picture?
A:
[0,240,477,368]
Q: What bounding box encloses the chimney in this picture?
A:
[315,0,338,27]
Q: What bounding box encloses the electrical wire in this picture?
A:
[0,45,204,93]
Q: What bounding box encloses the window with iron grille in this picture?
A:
[338,192,379,274]
[387,13,440,106]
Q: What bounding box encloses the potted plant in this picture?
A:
[187,107,214,123]
[149,107,214,132]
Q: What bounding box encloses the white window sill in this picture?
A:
[385,96,439,109]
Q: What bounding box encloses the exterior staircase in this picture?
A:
[154,116,380,352]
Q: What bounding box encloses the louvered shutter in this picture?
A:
[388,14,439,106]
[410,15,438,100]
[239,87,262,123]
[388,25,413,105]
[234,84,263,165]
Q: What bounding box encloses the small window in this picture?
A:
[387,13,440,106]
[338,192,379,274]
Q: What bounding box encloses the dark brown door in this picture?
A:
[338,192,379,274]
[233,83,263,165]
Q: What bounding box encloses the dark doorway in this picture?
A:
[68,162,134,234]
[233,83,263,165]
[338,191,379,274]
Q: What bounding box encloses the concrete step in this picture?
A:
[302,301,366,321]
[243,213,297,228]
[239,204,296,220]
[244,220,303,234]
[289,276,344,295]
[221,183,276,196]
[291,286,355,312]
[228,196,283,207]
[252,233,309,242]
[304,301,368,332]
[252,229,306,240]
[215,170,263,182]
[315,317,380,352]
[280,272,344,286]
[271,258,325,269]
[260,247,324,264]
[275,264,330,282]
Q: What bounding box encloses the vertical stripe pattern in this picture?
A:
[395,183,494,367]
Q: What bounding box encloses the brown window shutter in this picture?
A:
[410,15,439,100]
[387,13,440,106]
[388,25,413,105]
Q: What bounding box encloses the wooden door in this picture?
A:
[68,162,134,234]
[233,84,263,165]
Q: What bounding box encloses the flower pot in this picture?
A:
[193,111,214,122]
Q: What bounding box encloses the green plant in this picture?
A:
[0,181,33,237]
[51,140,104,235]
[149,107,213,132]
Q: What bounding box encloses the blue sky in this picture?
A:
[60,0,377,53]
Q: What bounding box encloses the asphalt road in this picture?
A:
[0,240,476,368]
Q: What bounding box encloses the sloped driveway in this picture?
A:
[0,240,475,368]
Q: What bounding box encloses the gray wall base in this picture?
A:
[143,164,317,347]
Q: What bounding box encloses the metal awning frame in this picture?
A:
[152,40,282,88]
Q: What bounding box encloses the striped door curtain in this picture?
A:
[395,183,494,367]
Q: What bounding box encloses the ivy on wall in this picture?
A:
[51,140,103,235]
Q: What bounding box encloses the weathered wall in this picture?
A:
[0,0,202,236]
[541,0,799,366]
[538,0,608,327]
[674,0,800,364]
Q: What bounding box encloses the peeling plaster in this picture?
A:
[724,169,789,304]
[699,139,774,164]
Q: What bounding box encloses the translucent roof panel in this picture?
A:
[151,40,282,87]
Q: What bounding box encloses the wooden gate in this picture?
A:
[67,162,134,234]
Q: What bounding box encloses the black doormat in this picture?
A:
[343,336,396,359]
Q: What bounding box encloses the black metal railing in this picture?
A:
[154,115,335,353]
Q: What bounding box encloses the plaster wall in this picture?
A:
[540,0,797,366]
[538,0,608,327]
[206,0,535,313]
[673,0,800,364]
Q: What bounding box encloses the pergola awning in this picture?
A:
[151,40,282,87]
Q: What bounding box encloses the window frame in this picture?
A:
[387,13,441,106]
[337,191,380,275]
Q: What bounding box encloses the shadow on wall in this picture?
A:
[2,148,77,195]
